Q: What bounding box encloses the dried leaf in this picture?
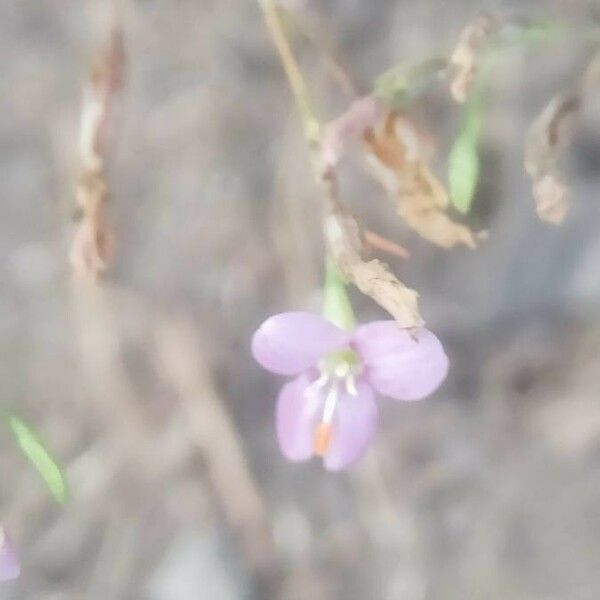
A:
[450,15,497,103]
[525,92,580,224]
[321,95,382,168]
[321,177,423,328]
[80,28,125,172]
[69,211,116,280]
[364,113,476,249]
[532,173,571,224]
[72,26,124,279]
[70,173,115,279]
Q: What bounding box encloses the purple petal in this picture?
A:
[0,527,20,582]
[276,374,322,462]
[252,312,350,376]
[353,322,448,401]
[323,378,378,471]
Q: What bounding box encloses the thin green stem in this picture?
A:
[258,0,320,143]
[258,0,356,327]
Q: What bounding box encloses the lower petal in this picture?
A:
[276,375,323,462]
[0,527,20,582]
[353,322,448,401]
[324,379,378,471]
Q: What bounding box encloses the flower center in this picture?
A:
[305,349,362,457]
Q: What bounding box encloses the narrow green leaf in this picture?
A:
[448,133,480,214]
[497,21,567,49]
[448,84,486,214]
[5,414,68,504]
[374,57,448,109]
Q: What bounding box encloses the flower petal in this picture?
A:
[0,527,20,582]
[324,378,378,471]
[353,322,448,401]
[276,374,323,462]
[252,312,350,375]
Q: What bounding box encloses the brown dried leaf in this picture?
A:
[321,95,382,168]
[364,113,476,249]
[532,173,571,225]
[80,28,126,172]
[449,15,497,103]
[69,204,115,280]
[321,174,423,328]
[72,26,124,280]
[70,171,115,280]
[525,92,580,224]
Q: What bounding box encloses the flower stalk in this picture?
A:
[323,259,356,330]
[257,0,357,325]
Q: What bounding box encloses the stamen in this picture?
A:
[345,374,358,397]
[321,383,339,424]
[304,371,330,400]
[313,382,339,456]
[313,423,332,456]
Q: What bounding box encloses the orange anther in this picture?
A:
[313,423,332,456]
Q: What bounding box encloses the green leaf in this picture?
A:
[497,21,567,49]
[448,133,480,214]
[448,84,486,214]
[374,57,447,109]
[4,413,68,504]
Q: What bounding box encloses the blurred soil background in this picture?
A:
[1,1,600,599]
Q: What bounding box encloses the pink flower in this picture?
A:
[0,526,20,582]
[252,312,449,470]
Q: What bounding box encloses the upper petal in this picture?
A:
[252,312,350,375]
[324,378,378,471]
[352,322,448,401]
[276,374,323,462]
[0,527,20,582]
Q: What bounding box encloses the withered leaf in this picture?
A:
[364,113,476,249]
[69,204,116,280]
[321,95,382,168]
[450,15,497,103]
[80,28,126,173]
[531,173,571,225]
[72,26,124,280]
[321,181,423,328]
[525,92,580,224]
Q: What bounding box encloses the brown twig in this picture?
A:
[70,25,125,280]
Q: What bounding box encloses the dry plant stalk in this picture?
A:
[525,92,580,224]
[449,15,498,103]
[364,113,477,249]
[70,28,125,279]
[260,0,424,327]
[320,167,423,328]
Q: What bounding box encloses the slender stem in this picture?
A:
[258,0,356,327]
[258,0,320,143]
